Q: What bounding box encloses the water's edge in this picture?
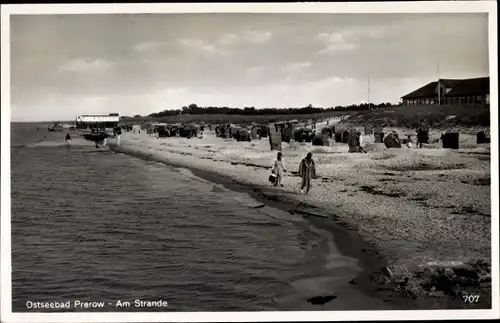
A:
[107,143,409,309]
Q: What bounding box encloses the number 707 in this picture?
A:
[463,295,480,303]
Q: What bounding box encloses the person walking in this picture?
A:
[64,132,71,146]
[406,135,413,148]
[299,152,316,195]
[357,132,367,153]
[115,127,122,146]
[416,126,428,148]
[271,152,286,187]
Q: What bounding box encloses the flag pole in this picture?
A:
[368,72,371,109]
[437,62,441,106]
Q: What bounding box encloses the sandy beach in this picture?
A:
[102,124,491,309]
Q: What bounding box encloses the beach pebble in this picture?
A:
[478,272,491,282]
[452,267,479,279]
[444,268,455,277]
[428,290,446,298]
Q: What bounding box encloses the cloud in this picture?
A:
[311,75,355,89]
[318,42,357,54]
[245,65,267,77]
[317,32,346,43]
[315,28,386,55]
[178,38,232,57]
[316,32,357,54]
[169,29,272,60]
[216,33,238,46]
[214,29,272,47]
[58,58,114,73]
[343,27,387,39]
[284,61,312,74]
[133,41,169,52]
[242,30,272,44]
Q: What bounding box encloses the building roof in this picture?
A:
[80,113,119,116]
[401,79,462,99]
[401,77,489,99]
[446,77,490,97]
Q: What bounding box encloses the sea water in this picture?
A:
[9,123,382,312]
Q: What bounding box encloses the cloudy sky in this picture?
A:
[10,13,489,121]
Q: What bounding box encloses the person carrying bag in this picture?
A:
[270,152,286,186]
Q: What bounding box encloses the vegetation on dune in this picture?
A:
[146,102,393,117]
[339,104,490,129]
[122,103,490,130]
[123,112,330,125]
[384,259,491,306]
[121,102,392,124]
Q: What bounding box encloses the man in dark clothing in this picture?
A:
[65,133,71,146]
[299,152,317,195]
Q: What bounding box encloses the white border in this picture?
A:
[1,2,498,322]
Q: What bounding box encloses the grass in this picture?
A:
[120,104,490,133]
[473,177,491,186]
[359,185,406,197]
[371,153,397,160]
[383,161,467,172]
[309,147,334,154]
[338,104,490,130]
[386,259,491,306]
[121,111,344,125]
[379,154,469,171]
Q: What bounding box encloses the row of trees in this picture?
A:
[139,102,395,119]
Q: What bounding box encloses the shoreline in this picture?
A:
[100,129,491,309]
[106,141,405,309]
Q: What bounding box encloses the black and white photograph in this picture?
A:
[1,2,498,322]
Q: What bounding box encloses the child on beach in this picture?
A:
[271,152,287,187]
[299,152,317,195]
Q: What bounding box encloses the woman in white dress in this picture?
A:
[271,152,287,187]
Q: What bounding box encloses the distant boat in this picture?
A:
[48,123,63,132]
[62,123,76,130]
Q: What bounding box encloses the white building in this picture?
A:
[75,113,120,129]
[76,113,119,123]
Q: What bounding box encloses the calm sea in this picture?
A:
[9,123,375,312]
